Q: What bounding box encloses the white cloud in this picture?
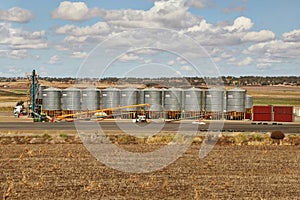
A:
[242,30,275,43]
[0,49,29,59]
[56,22,110,36]
[282,29,300,42]
[237,56,253,66]
[153,0,212,9]
[52,1,102,21]
[168,60,175,65]
[224,16,253,32]
[118,54,140,62]
[71,51,88,59]
[0,7,33,23]
[185,19,214,33]
[256,63,271,69]
[181,65,193,71]
[245,40,300,59]
[0,23,48,49]
[98,0,199,29]
[48,55,61,64]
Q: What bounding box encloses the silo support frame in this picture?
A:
[225,112,246,120]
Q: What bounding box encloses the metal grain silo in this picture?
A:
[36,85,47,99]
[205,88,225,112]
[102,88,120,109]
[81,87,100,111]
[164,88,182,111]
[42,87,61,110]
[226,88,246,112]
[245,95,253,109]
[120,88,138,111]
[183,87,202,111]
[143,88,162,111]
[61,87,81,111]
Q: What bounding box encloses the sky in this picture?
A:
[0,0,300,78]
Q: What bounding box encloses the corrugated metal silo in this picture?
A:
[245,95,253,109]
[120,88,138,111]
[183,87,202,111]
[61,87,81,111]
[143,88,162,111]
[164,88,182,111]
[81,87,100,110]
[226,88,246,112]
[102,88,120,109]
[38,85,47,99]
[42,87,61,110]
[205,88,225,112]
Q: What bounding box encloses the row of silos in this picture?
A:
[41,87,253,112]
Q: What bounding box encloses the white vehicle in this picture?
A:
[14,105,23,118]
[135,115,147,123]
[192,121,206,125]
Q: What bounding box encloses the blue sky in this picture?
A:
[0,0,300,77]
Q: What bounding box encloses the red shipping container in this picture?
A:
[253,106,272,114]
[273,106,293,114]
[274,113,294,122]
[253,113,272,121]
[245,113,252,119]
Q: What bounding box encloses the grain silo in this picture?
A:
[143,88,163,119]
[164,88,182,111]
[245,95,253,109]
[143,88,162,111]
[42,87,61,111]
[163,88,182,119]
[245,95,253,120]
[37,85,47,100]
[102,88,120,109]
[183,87,202,112]
[226,88,246,112]
[205,88,225,112]
[61,87,81,111]
[81,87,100,111]
[120,88,139,110]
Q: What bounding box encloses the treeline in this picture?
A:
[0,76,299,87]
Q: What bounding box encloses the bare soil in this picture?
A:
[1,143,300,199]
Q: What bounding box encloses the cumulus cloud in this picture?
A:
[256,63,271,69]
[168,60,175,65]
[0,7,33,23]
[48,55,61,64]
[51,1,300,71]
[245,40,300,59]
[0,49,29,59]
[242,30,275,43]
[71,51,88,58]
[282,29,300,42]
[153,0,212,9]
[237,56,253,66]
[56,22,110,36]
[224,16,253,32]
[52,1,102,21]
[181,65,193,71]
[0,23,48,49]
[118,54,140,62]
[98,0,199,29]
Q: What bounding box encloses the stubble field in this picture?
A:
[1,142,300,199]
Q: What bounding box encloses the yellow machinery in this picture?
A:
[56,104,150,121]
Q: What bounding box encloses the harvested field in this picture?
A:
[1,142,300,199]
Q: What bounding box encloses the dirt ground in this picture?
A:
[1,143,300,199]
